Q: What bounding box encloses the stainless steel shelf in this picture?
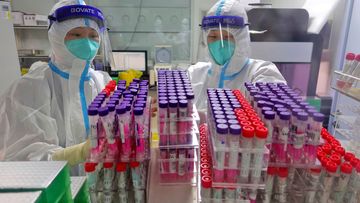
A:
[19,55,49,59]
[331,86,360,103]
[14,25,48,30]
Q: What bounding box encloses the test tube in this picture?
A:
[169,149,177,181]
[304,168,321,203]
[337,53,356,88]
[201,176,212,199]
[240,125,255,183]
[292,112,308,164]
[88,107,99,148]
[331,162,353,202]
[251,126,268,184]
[275,167,288,203]
[134,107,146,161]
[116,162,128,191]
[116,105,131,161]
[212,188,223,201]
[276,111,291,163]
[178,100,189,144]
[169,100,178,145]
[158,100,169,146]
[159,149,169,181]
[103,162,114,191]
[178,149,187,180]
[106,104,116,144]
[307,113,325,164]
[264,167,277,203]
[213,124,228,183]
[98,107,109,140]
[85,162,98,203]
[131,161,147,189]
[226,124,241,183]
[263,111,275,143]
[319,161,338,202]
[187,148,195,179]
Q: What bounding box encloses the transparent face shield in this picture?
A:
[49,4,115,71]
[201,16,247,65]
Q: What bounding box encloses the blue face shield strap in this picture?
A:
[48,4,105,30]
[218,58,251,88]
[48,61,91,81]
[215,0,226,16]
[202,16,245,30]
[80,61,91,137]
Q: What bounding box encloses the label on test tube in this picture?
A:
[169,149,177,173]
[119,190,128,203]
[178,149,186,176]
[240,126,254,182]
[229,124,241,168]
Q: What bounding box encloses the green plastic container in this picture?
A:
[0,161,72,203]
[70,177,90,203]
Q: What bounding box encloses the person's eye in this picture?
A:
[71,33,82,37]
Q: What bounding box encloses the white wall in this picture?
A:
[345,0,360,53]
[0,18,20,96]
[11,0,57,15]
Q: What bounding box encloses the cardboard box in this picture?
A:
[23,14,36,26]
[11,11,24,25]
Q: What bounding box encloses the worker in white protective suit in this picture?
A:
[188,0,286,114]
[0,0,112,169]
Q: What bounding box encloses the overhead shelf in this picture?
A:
[14,25,48,30]
[331,70,360,102]
[19,55,49,59]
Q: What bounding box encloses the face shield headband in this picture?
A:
[48,5,105,31]
[201,15,247,30]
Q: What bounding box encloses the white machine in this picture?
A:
[150,45,173,86]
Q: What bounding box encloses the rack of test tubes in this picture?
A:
[157,70,200,184]
[333,53,360,98]
[201,88,271,203]
[85,79,152,203]
[243,82,325,168]
[200,124,265,203]
[264,128,360,203]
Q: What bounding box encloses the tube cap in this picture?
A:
[88,107,98,116]
[169,100,178,108]
[107,104,116,112]
[130,161,140,168]
[255,126,268,139]
[278,167,288,177]
[267,167,277,175]
[264,111,275,120]
[313,113,325,122]
[350,157,359,167]
[345,152,355,162]
[216,124,228,134]
[116,104,126,114]
[326,161,338,173]
[98,107,109,117]
[179,100,188,108]
[103,162,114,168]
[240,120,252,127]
[230,124,241,135]
[346,53,356,60]
[242,125,255,138]
[279,111,291,120]
[134,107,144,115]
[201,176,212,188]
[84,162,97,172]
[322,144,332,154]
[334,146,345,156]
[341,162,353,174]
[297,112,309,121]
[310,168,322,173]
[330,154,341,165]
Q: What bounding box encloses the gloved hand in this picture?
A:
[52,139,90,166]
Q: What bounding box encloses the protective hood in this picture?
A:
[203,0,251,77]
[48,0,101,72]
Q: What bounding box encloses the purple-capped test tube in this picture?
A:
[292,112,308,164]
[134,107,146,161]
[169,100,178,145]
[178,100,190,144]
[276,111,291,163]
[88,107,99,148]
